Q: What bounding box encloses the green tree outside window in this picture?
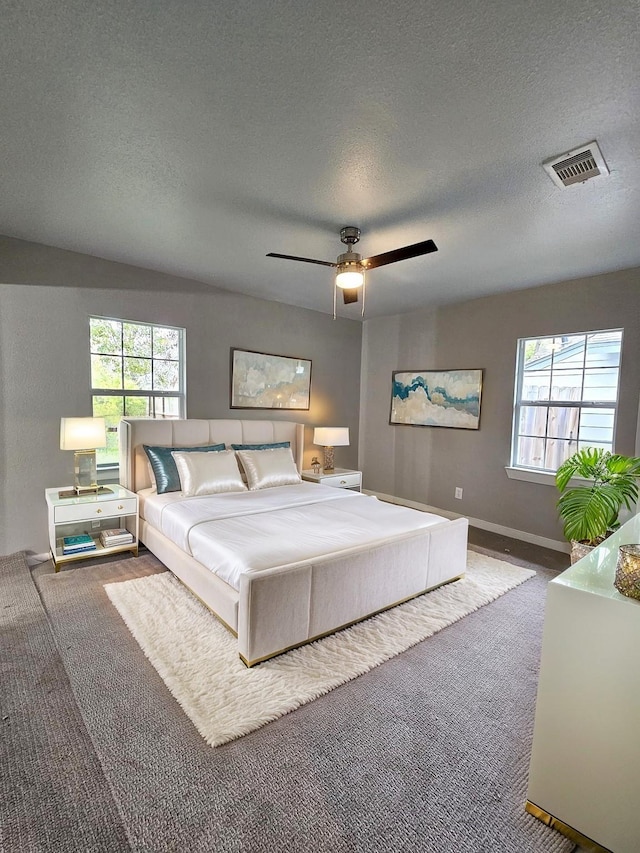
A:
[90,317,185,465]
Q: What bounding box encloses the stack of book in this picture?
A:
[100,528,134,548]
[62,534,97,555]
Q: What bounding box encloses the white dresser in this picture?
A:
[526,513,640,853]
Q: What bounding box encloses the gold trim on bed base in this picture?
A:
[524,800,613,853]
[238,573,465,668]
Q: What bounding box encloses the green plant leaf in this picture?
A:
[556,447,605,492]
[556,448,640,543]
[557,487,618,543]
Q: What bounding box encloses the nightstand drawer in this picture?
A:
[302,468,362,490]
[326,472,361,489]
[54,497,137,523]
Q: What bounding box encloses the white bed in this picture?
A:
[119,418,468,665]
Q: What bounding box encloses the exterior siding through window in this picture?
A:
[511,329,622,472]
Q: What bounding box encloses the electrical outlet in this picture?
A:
[454,487,463,500]
[91,520,101,529]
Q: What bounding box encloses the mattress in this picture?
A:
[140,482,448,590]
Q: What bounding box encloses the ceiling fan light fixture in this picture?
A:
[267,225,437,318]
[335,267,364,289]
[335,251,364,289]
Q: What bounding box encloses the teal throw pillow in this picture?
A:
[143,443,226,494]
[230,441,290,451]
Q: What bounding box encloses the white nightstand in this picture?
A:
[301,468,362,492]
[45,485,139,570]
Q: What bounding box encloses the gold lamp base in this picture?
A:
[74,485,102,495]
[57,448,113,499]
[58,486,113,500]
[73,448,99,492]
[322,445,335,472]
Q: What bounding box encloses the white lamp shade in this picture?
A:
[60,417,107,450]
[335,269,364,289]
[313,427,349,447]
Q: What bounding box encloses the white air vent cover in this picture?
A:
[543,141,609,188]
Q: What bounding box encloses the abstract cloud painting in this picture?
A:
[230,348,311,410]
[390,369,483,429]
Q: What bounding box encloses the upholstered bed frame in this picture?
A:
[119,418,468,665]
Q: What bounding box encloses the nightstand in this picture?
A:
[301,468,362,492]
[45,485,139,570]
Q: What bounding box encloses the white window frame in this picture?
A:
[507,328,623,485]
[90,316,186,467]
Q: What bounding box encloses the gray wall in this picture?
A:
[3,232,638,556]
[360,267,640,544]
[0,236,362,557]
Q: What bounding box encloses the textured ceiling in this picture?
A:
[2,0,639,318]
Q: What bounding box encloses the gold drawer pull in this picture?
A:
[118,504,124,510]
[96,509,102,514]
[340,480,347,485]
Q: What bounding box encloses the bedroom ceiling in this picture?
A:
[1,0,639,319]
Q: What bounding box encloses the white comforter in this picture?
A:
[141,483,447,590]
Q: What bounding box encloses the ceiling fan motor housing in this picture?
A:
[337,250,362,266]
[340,226,360,245]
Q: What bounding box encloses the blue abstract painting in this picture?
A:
[390,369,483,429]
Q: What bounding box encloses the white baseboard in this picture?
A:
[364,490,570,554]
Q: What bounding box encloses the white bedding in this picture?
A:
[141,482,448,590]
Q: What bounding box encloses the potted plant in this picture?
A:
[556,448,640,563]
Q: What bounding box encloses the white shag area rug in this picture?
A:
[105,551,535,747]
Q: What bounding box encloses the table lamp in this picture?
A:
[60,417,107,494]
[313,427,349,473]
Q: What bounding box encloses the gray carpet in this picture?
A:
[0,551,130,852]
[2,546,575,853]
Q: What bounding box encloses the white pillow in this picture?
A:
[235,447,301,491]
[171,450,247,496]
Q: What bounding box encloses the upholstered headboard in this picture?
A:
[119,418,305,494]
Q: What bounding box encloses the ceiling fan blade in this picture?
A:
[342,288,360,305]
[363,239,438,270]
[266,253,335,268]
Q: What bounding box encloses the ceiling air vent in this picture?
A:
[542,141,609,188]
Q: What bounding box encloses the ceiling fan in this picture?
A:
[266,226,438,315]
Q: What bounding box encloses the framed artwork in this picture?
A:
[230,348,312,410]
[390,369,483,429]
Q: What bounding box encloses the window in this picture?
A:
[511,329,623,473]
[90,317,186,465]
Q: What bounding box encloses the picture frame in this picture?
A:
[390,368,483,429]
[230,348,312,410]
